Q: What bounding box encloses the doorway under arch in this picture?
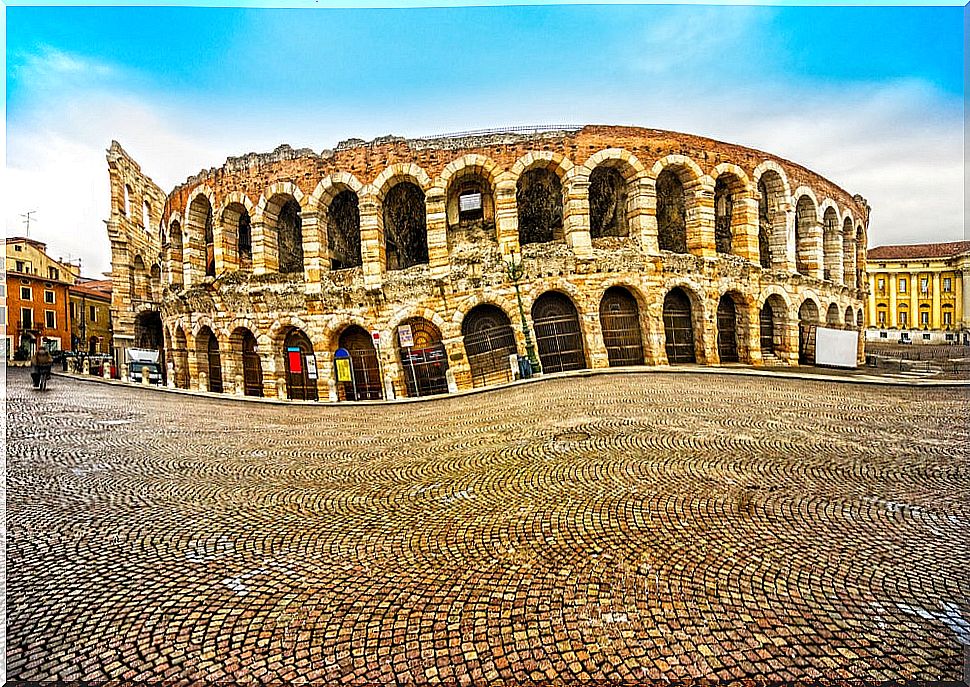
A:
[336,325,383,400]
[284,328,318,401]
[663,288,696,363]
[532,292,586,374]
[599,287,644,367]
[462,304,517,387]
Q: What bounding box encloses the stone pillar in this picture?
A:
[426,186,449,280]
[562,174,592,260]
[825,230,844,285]
[251,218,271,275]
[631,177,659,255]
[744,301,762,365]
[782,204,796,273]
[301,212,323,284]
[888,273,897,328]
[582,311,609,369]
[359,193,383,291]
[735,196,760,264]
[494,178,519,257]
[686,181,715,258]
[931,272,941,329]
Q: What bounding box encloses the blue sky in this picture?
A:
[4,2,966,275]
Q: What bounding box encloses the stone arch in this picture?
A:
[855,224,867,288]
[372,163,433,200]
[332,323,383,401]
[753,162,792,270]
[509,151,574,181]
[185,185,217,283]
[218,192,256,273]
[168,219,184,286]
[650,155,704,255]
[229,326,263,397]
[584,150,648,242]
[394,315,450,397]
[711,163,753,258]
[760,292,792,363]
[716,287,757,364]
[381,178,427,271]
[279,326,318,401]
[844,305,855,328]
[841,216,856,287]
[798,297,821,364]
[821,202,843,284]
[794,190,821,277]
[461,303,518,388]
[195,325,223,393]
[307,173,365,271]
[599,285,645,366]
[826,302,842,327]
[173,325,190,389]
[531,290,587,373]
[441,155,500,249]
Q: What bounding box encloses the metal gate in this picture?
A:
[463,325,516,387]
[599,288,644,366]
[534,316,586,373]
[241,332,263,397]
[716,295,739,363]
[207,335,223,393]
[663,289,696,363]
[401,344,449,397]
[799,323,816,365]
[285,330,318,401]
[760,305,775,355]
[341,348,383,400]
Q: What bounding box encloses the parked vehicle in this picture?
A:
[126,348,163,385]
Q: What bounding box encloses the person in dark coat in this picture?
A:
[31,348,53,388]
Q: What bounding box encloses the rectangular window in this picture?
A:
[21,308,33,328]
[20,286,31,300]
[70,302,77,319]
[946,333,955,342]
[898,278,906,293]
[922,333,931,340]
[48,266,59,280]
[90,305,97,323]
[920,278,929,293]
[14,245,22,252]
[44,290,55,304]
[920,311,929,325]
[877,278,885,293]
[943,312,952,325]
[943,277,952,292]
[45,310,56,329]
[0,282,6,298]
[0,305,6,325]
[879,332,888,339]
[898,312,907,325]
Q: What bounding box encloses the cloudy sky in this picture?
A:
[5,1,966,277]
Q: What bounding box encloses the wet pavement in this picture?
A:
[5,367,969,682]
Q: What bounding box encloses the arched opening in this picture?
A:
[716,294,740,363]
[132,255,149,302]
[222,202,253,272]
[826,303,841,327]
[532,292,586,374]
[713,176,734,255]
[149,264,161,301]
[283,328,318,401]
[335,325,382,400]
[189,195,216,278]
[656,169,687,253]
[822,207,841,282]
[447,172,496,253]
[798,300,819,364]
[663,288,696,363]
[855,226,866,289]
[142,201,152,234]
[174,327,189,389]
[384,182,427,271]
[231,328,263,397]
[844,306,855,328]
[123,185,131,216]
[196,327,223,392]
[169,221,184,286]
[135,310,166,385]
[760,303,776,358]
[517,168,563,246]
[588,166,629,239]
[857,308,864,330]
[462,304,516,387]
[795,196,817,275]
[328,190,362,270]
[599,287,644,366]
[758,171,787,269]
[842,217,855,286]
[276,197,304,274]
[397,317,449,397]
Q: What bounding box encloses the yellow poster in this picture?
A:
[335,358,352,382]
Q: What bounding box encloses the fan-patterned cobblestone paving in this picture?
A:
[5,368,969,683]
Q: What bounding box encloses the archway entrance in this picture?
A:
[760,304,776,356]
[462,304,517,387]
[197,327,223,393]
[532,292,586,374]
[284,329,318,401]
[135,310,166,385]
[716,294,739,363]
[233,329,263,397]
[336,325,383,401]
[397,318,449,397]
[798,300,819,365]
[599,287,644,366]
[174,328,189,389]
[663,288,696,363]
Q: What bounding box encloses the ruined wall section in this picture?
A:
[106,141,168,359]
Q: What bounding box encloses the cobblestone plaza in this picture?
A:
[5,369,969,682]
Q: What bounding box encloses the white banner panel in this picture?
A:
[815,327,857,368]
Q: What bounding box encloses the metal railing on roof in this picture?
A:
[416,125,583,140]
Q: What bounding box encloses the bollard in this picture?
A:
[235,374,244,396]
[198,372,208,391]
[445,368,458,393]
[142,366,150,385]
[276,378,287,400]
[103,363,111,379]
[167,362,176,389]
[82,359,90,375]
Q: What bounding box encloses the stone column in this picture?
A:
[744,301,762,364]
[686,181,715,258]
[301,212,323,284]
[825,230,844,285]
[426,186,449,280]
[735,196,760,264]
[251,217,272,275]
[782,204,796,273]
[359,193,383,291]
[562,173,592,260]
[494,178,519,257]
[631,177,659,255]
[931,272,942,329]
[888,272,897,328]
[582,310,609,369]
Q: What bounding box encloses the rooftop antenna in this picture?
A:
[20,210,36,237]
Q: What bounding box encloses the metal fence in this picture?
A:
[463,326,517,388]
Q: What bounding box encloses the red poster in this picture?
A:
[287,350,303,373]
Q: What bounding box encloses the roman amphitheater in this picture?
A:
[106,125,869,401]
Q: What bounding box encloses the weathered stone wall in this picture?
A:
[109,125,870,398]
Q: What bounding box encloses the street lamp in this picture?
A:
[505,252,541,375]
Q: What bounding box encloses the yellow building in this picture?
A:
[866,241,970,345]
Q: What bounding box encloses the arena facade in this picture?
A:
[105,125,869,400]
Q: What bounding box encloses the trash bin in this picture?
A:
[517,355,532,380]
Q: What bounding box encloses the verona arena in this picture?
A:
[105,124,869,400]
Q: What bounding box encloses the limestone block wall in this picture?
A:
[108,125,870,398]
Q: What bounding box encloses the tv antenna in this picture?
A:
[20,210,36,237]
